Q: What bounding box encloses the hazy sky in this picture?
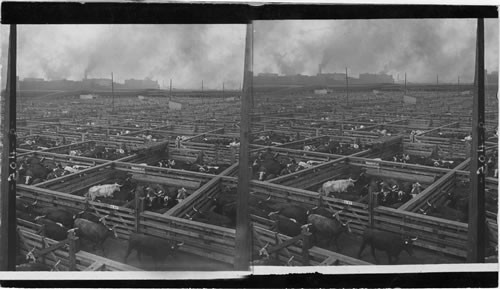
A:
[1,19,498,89]
[254,19,499,83]
[1,24,246,89]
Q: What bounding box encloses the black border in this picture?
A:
[1,2,498,24]
[0,1,498,288]
[1,271,499,287]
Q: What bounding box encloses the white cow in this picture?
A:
[298,161,313,169]
[86,183,123,201]
[319,178,356,197]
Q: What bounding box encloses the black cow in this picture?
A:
[307,213,352,250]
[22,163,51,185]
[273,204,308,225]
[16,197,35,213]
[191,207,233,227]
[73,210,103,224]
[255,159,283,181]
[426,201,467,222]
[269,212,310,237]
[16,262,53,271]
[210,191,237,215]
[16,210,36,223]
[93,145,106,158]
[316,141,338,154]
[34,217,70,241]
[124,232,184,270]
[358,228,417,264]
[306,206,342,219]
[31,206,74,228]
[74,218,117,255]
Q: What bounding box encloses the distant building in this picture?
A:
[486,70,498,85]
[23,77,44,82]
[317,73,346,82]
[83,78,112,88]
[359,73,394,84]
[80,94,98,99]
[314,89,333,95]
[254,71,395,87]
[168,101,182,110]
[124,78,160,89]
[257,73,279,77]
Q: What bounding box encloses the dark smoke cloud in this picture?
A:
[1,21,498,88]
[1,24,245,89]
[254,19,499,83]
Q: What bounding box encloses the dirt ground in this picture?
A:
[75,228,463,271]
[79,237,233,271]
[315,231,464,265]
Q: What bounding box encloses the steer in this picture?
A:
[35,208,75,229]
[425,201,467,222]
[16,197,36,213]
[192,206,232,227]
[256,159,283,181]
[86,183,123,201]
[272,204,308,225]
[268,212,310,237]
[34,216,71,241]
[74,218,117,255]
[73,210,106,224]
[23,163,51,185]
[307,206,343,219]
[17,209,37,222]
[319,178,356,197]
[358,228,417,264]
[124,232,184,270]
[307,213,352,250]
[16,262,55,271]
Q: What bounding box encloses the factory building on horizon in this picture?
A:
[123,78,160,89]
[15,76,161,91]
[254,71,395,86]
[358,73,394,84]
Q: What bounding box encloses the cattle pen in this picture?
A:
[0,14,498,278]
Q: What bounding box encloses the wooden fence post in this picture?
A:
[368,188,376,228]
[68,230,78,271]
[230,147,236,163]
[215,144,219,164]
[274,233,280,264]
[40,236,46,265]
[40,225,45,264]
[302,231,311,266]
[135,192,144,233]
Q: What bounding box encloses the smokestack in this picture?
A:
[318,64,322,75]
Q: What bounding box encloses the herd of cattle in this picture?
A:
[18,136,68,151]
[16,156,91,185]
[13,124,498,269]
[251,131,302,146]
[163,183,421,265]
[155,158,230,175]
[317,171,425,208]
[250,149,327,181]
[418,180,498,222]
[71,171,189,214]
[302,140,365,155]
[15,184,188,270]
[384,152,464,169]
[66,143,130,160]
